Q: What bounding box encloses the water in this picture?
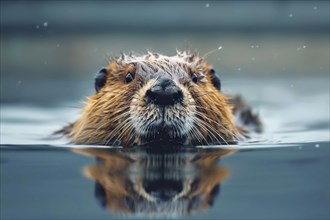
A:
[1,77,329,219]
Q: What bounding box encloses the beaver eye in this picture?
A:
[191,73,198,83]
[125,72,134,84]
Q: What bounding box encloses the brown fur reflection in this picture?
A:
[73,147,235,217]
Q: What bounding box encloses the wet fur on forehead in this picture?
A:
[113,51,206,79]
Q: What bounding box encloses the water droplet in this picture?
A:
[56,44,60,47]
[302,45,306,49]
[218,46,223,50]
[251,57,255,61]
[237,68,241,71]
[205,3,210,8]
[313,6,318,10]
[255,45,259,48]
[251,45,254,49]
[289,13,293,17]
[43,22,48,27]
[16,80,22,87]
[315,144,320,148]
[36,25,40,29]
[297,47,301,51]
[298,146,302,150]
[290,84,294,88]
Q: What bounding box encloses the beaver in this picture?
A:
[57,51,261,146]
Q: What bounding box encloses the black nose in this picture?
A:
[145,76,183,106]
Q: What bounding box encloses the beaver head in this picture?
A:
[67,51,239,146]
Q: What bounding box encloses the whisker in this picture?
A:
[191,91,214,99]
[189,120,207,145]
[194,109,241,141]
[113,122,134,145]
[194,116,227,145]
[196,113,232,145]
[103,117,133,144]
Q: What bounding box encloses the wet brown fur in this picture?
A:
[62,51,253,146]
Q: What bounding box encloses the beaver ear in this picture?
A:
[209,69,221,91]
[94,68,108,92]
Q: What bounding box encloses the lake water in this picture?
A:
[1,77,329,219]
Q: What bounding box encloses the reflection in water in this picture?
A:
[73,147,235,217]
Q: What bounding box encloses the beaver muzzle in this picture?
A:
[137,76,189,144]
[144,76,183,106]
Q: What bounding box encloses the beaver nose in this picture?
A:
[145,77,183,106]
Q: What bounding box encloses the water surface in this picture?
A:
[1,77,329,219]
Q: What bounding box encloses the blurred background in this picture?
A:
[1,0,329,104]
